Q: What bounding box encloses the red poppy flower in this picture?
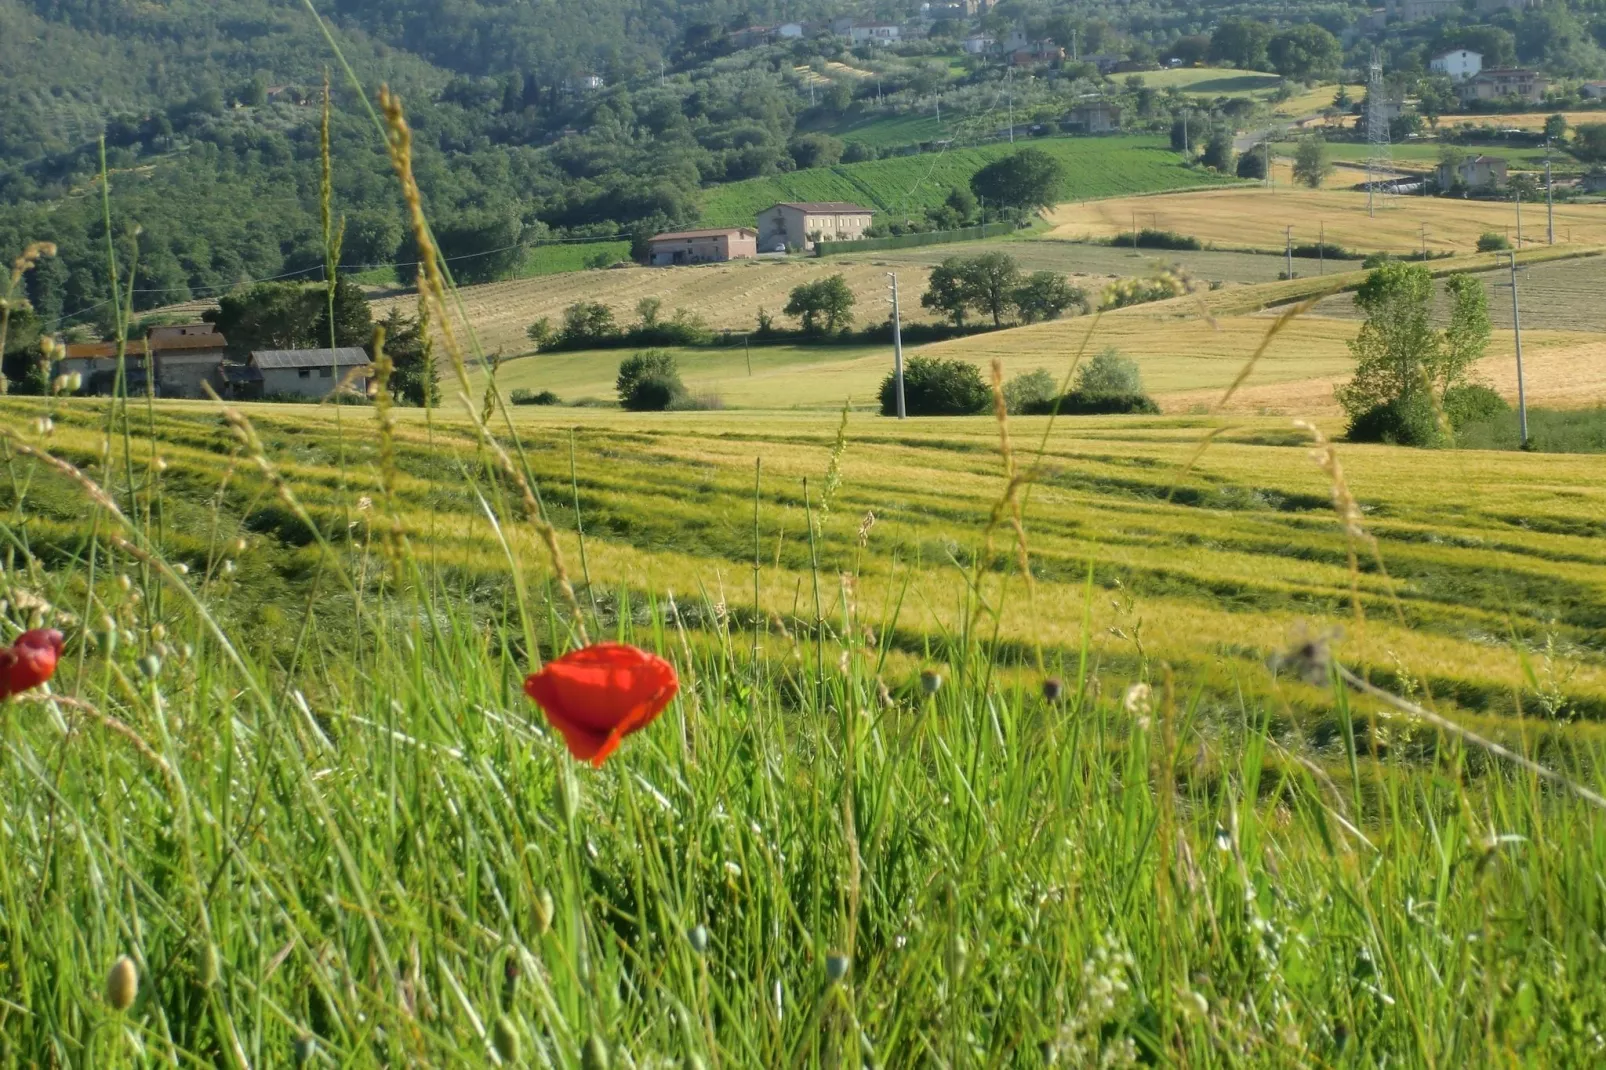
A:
[0,628,65,701]
[523,643,678,767]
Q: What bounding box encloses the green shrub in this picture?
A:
[1476,232,1511,253]
[1020,391,1161,416]
[617,350,685,411]
[1002,368,1058,414]
[509,388,561,406]
[1442,384,1507,429]
[1346,393,1449,447]
[1131,228,1203,251]
[882,356,990,416]
[1074,347,1144,396]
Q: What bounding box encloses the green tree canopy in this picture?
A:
[1292,134,1333,189]
[783,275,855,335]
[969,149,1064,212]
[1208,18,1271,71]
[204,277,372,358]
[1266,25,1341,80]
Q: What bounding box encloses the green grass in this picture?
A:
[6,394,1606,1066]
[699,136,1238,227]
[1126,67,1284,98]
[826,112,947,148]
[1337,141,1584,173]
[1457,405,1606,451]
[517,240,633,277]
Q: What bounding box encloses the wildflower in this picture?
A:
[919,669,942,696]
[106,955,138,1011]
[523,643,678,767]
[1122,683,1151,717]
[1041,677,1064,703]
[0,628,64,701]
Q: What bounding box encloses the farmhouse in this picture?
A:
[57,323,228,398]
[963,34,994,54]
[645,227,759,266]
[1438,154,1509,190]
[1457,68,1548,105]
[848,21,902,45]
[1063,101,1122,133]
[234,347,372,399]
[1581,82,1606,99]
[1429,49,1482,82]
[756,202,875,251]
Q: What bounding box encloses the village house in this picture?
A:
[963,33,994,55]
[645,227,759,266]
[775,22,807,39]
[1062,101,1122,133]
[1438,154,1509,190]
[756,202,875,251]
[57,323,228,398]
[1581,82,1606,99]
[1429,49,1482,82]
[1457,68,1548,105]
[230,347,372,400]
[848,21,902,46]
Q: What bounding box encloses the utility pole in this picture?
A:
[1545,149,1554,245]
[1498,252,1529,448]
[888,273,906,419]
[1007,66,1014,143]
[1420,222,1427,261]
[935,97,940,124]
[1265,140,1273,190]
[1285,225,1293,279]
[1182,110,1189,158]
[1515,190,1522,250]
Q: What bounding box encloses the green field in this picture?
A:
[699,136,1238,226]
[832,237,1296,283]
[519,240,633,276]
[1334,142,1585,173]
[1126,67,1284,98]
[826,111,947,148]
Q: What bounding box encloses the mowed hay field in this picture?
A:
[9,398,1606,734]
[1045,185,1606,254]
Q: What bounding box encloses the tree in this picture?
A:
[342,210,404,267]
[205,278,371,358]
[1075,347,1144,396]
[424,212,524,285]
[378,307,438,407]
[1573,124,1606,162]
[1292,133,1334,189]
[1201,130,1235,173]
[1437,274,1491,393]
[1336,262,1440,425]
[1437,144,1470,189]
[1,304,45,395]
[1476,232,1511,252]
[1003,368,1058,414]
[1267,25,1341,80]
[969,148,1064,212]
[921,258,972,326]
[616,349,684,410]
[784,275,856,335]
[788,133,844,170]
[881,355,990,416]
[960,253,1020,327]
[1170,118,1199,156]
[558,301,618,345]
[635,297,663,327]
[1168,34,1211,66]
[1011,272,1086,323]
[822,80,853,114]
[945,186,978,224]
[1208,18,1271,71]
[1544,114,1568,143]
[1237,151,1267,180]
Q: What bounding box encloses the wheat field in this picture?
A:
[1044,185,1606,254]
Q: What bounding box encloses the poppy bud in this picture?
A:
[825,952,849,985]
[138,654,162,679]
[534,888,554,935]
[919,670,942,696]
[293,1035,317,1065]
[687,925,709,955]
[200,942,220,987]
[106,955,138,1011]
[493,1015,520,1064]
[580,1033,610,1070]
[1041,677,1063,703]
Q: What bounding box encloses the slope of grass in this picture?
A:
[827,111,947,147]
[1126,67,1283,97]
[7,388,1606,1067]
[700,136,1238,226]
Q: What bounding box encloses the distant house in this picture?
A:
[574,74,606,92]
[1429,49,1482,82]
[1581,81,1606,99]
[1438,154,1509,190]
[1457,68,1548,105]
[775,22,807,38]
[237,347,372,399]
[1012,42,1065,66]
[963,34,994,55]
[756,202,875,251]
[57,323,228,399]
[1581,170,1606,193]
[849,22,902,46]
[1063,101,1122,133]
[1385,0,1458,21]
[646,227,759,266]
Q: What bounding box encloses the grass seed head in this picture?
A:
[919,670,942,696]
[293,1034,317,1065]
[687,924,709,955]
[1041,677,1064,703]
[534,888,554,935]
[106,955,138,1011]
[580,1033,610,1070]
[825,952,850,984]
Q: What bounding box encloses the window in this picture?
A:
[298,368,311,379]
[319,367,332,378]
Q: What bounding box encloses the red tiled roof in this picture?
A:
[649,227,758,241]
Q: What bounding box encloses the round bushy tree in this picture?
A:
[881,356,990,416]
[617,349,685,411]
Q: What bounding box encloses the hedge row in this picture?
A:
[814,221,1020,256]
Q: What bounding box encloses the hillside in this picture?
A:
[700,135,1236,226]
